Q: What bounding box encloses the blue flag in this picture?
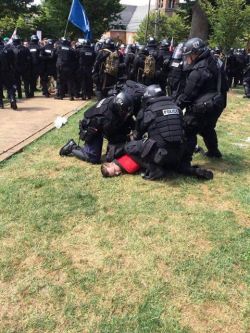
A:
[68,0,91,38]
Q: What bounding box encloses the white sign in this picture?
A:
[37,30,42,41]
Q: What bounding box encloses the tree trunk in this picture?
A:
[189,0,209,41]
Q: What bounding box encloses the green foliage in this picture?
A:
[203,0,249,50]
[135,12,190,44]
[35,0,123,40]
[0,0,37,19]
[0,0,38,38]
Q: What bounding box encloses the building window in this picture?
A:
[168,0,175,8]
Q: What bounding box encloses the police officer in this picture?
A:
[134,84,185,179]
[226,48,237,88]
[10,35,32,99]
[176,37,226,160]
[235,48,247,86]
[243,60,250,98]
[132,46,149,84]
[29,35,42,97]
[59,92,135,163]
[77,39,95,100]
[39,39,57,97]
[0,37,17,110]
[124,44,136,80]
[101,85,213,180]
[92,38,120,100]
[156,39,172,92]
[167,42,186,98]
[55,37,77,100]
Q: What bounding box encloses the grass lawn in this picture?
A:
[0,89,249,333]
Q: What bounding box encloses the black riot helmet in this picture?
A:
[47,39,54,45]
[103,38,115,51]
[214,46,221,55]
[126,44,136,54]
[83,39,91,46]
[142,84,164,102]
[138,45,149,56]
[30,35,39,43]
[147,37,157,47]
[61,37,71,47]
[113,92,134,119]
[182,37,206,56]
[160,39,170,50]
[12,35,21,46]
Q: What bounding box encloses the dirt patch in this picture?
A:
[180,301,245,333]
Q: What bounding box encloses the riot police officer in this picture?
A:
[124,44,136,80]
[55,37,77,100]
[132,46,149,84]
[29,35,42,97]
[243,61,250,98]
[10,35,32,99]
[77,39,95,100]
[39,39,57,97]
[59,92,135,163]
[176,38,226,160]
[92,38,120,100]
[167,42,186,98]
[0,37,17,110]
[156,39,172,92]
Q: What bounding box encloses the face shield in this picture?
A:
[172,43,184,60]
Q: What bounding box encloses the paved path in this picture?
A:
[0,97,88,162]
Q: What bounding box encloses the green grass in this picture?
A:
[0,91,249,333]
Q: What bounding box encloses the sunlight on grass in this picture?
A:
[0,92,249,333]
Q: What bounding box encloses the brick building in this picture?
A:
[104,1,180,44]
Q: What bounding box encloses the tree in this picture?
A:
[0,0,39,38]
[35,0,123,40]
[135,12,190,44]
[0,0,37,19]
[177,0,211,41]
[203,0,249,50]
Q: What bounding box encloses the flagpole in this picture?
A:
[64,0,74,38]
[64,20,70,38]
[145,0,151,43]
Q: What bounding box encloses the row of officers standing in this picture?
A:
[1,34,250,111]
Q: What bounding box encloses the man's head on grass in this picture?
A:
[101,162,122,177]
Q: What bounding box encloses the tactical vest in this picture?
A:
[29,45,40,65]
[144,55,156,78]
[12,45,30,71]
[143,97,184,147]
[79,47,94,67]
[84,97,113,120]
[104,49,119,77]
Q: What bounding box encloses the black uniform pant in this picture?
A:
[183,107,223,162]
[0,73,15,101]
[14,71,31,98]
[79,67,93,99]
[243,77,250,97]
[57,68,75,98]
[30,67,41,96]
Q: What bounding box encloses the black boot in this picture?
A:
[205,149,222,158]
[59,139,78,156]
[178,162,213,180]
[10,99,18,110]
[0,99,4,109]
